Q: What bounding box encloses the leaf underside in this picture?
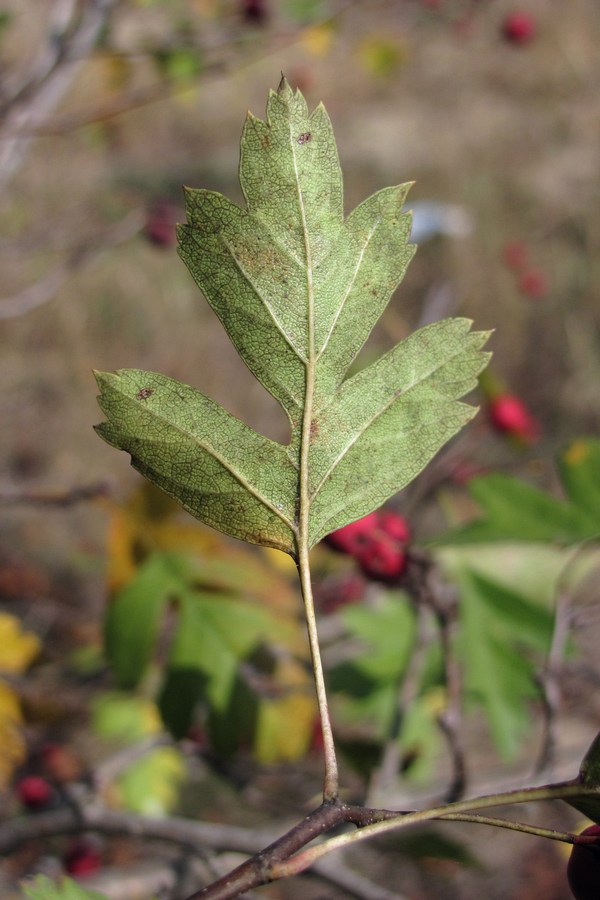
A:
[95,79,490,557]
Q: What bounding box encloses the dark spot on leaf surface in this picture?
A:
[297,132,312,145]
[136,388,154,400]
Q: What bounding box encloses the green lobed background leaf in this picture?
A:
[104,546,315,759]
[95,79,489,557]
[442,437,600,546]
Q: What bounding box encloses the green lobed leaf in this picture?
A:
[104,548,279,721]
[442,443,600,546]
[457,568,552,759]
[96,79,489,557]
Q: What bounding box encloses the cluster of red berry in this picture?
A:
[324,509,412,584]
[503,239,548,300]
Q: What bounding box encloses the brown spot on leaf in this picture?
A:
[136,388,154,400]
[297,132,312,145]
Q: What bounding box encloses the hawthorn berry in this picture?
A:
[378,510,411,543]
[518,268,547,299]
[355,533,407,584]
[16,775,53,811]
[503,240,529,271]
[144,200,179,248]
[317,571,365,613]
[324,509,411,585]
[241,0,268,24]
[64,840,102,877]
[502,11,537,45]
[40,742,82,784]
[324,512,380,555]
[488,393,540,444]
[567,824,600,900]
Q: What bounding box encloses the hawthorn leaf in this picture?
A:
[95,79,489,557]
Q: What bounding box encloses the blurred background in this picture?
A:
[1,1,600,898]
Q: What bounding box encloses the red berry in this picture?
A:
[318,572,365,613]
[377,510,411,544]
[16,775,53,811]
[567,825,600,900]
[324,512,379,555]
[502,11,536,44]
[64,841,102,877]
[356,534,407,584]
[488,393,540,444]
[241,0,268,24]
[144,200,179,248]
[448,459,486,485]
[518,268,547,299]
[40,742,82,783]
[503,240,529,271]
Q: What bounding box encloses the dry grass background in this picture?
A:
[1,1,600,897]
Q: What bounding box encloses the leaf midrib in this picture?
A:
[291,118,317,557]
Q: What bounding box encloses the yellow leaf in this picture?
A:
[254,658,317,763]
[0,680,26,789]
[358,34,408,79]
[0,613,41,674]
[104,483,221,591]
[300,22,334,57]
[563,439,590,466]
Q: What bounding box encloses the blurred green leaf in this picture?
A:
[283,0,328,23]
[342,592,417,681]
[330,595,437,755]
[0,12,13,35]
[22,875,107,900]
[154,48,202,84]
[92,692,161,742]
[397,690,442,783]
[358,35,407,79]
[116,746,185,816]
[457,569,552,759]
[95,80,489,557]
[558,438,600,522]
[105,552,183,688]
[165,589,271,711]
[443,441,600,546]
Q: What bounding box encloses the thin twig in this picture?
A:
[0,0,120,191]
[534,543,600,776]
[0,210,145,319]
[0,481,110,507]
